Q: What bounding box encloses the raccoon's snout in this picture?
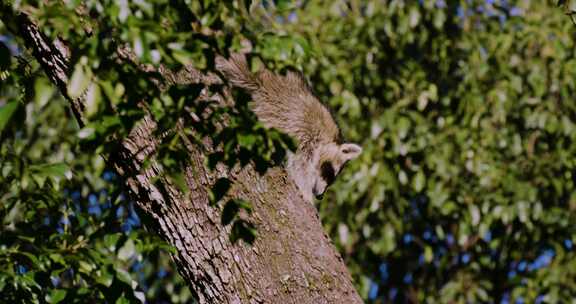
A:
[312,185,321,200]
[312,182,326,200]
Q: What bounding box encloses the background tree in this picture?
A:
[1,0,576,303]
[292,1,576,302]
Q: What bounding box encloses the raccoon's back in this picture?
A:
[217,53,340,147]
[252,84,340,148]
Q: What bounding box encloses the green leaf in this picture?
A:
[104,233,121,251]
[221,199,239,226]
[412,170,426,192]
[49,253,65,265]
[237,133,257,149]
[229,219,256,245]
[77,126,96,139]
[115,269,133,286]
[19,252,40,267]
[424,246,433,263]
[0,101,19,133]
[67,59,91,99]
[30,163,72,180]
[210,178,231,205]
[118,239,135,261]
[115,296,130,304]
[275,0,295,11]
[34,77,55,109]
[78,260,95,274]
[169,172,189,195]
[85,82,102,118]
[96,269,114,287]
[48,289,67,304]
[222,199,253,226]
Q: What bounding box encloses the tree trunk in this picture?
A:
[1,7,363,304]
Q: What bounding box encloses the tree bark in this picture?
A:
[1,7,363,304]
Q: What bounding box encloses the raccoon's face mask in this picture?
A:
[312,143,362,200]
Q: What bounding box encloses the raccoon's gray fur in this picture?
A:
[216,53,362,202]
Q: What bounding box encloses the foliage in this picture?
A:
[262,0,576,302]
[1,0,576,303]
[0,41,191,302]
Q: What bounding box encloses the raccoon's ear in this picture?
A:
[340,143,362,161]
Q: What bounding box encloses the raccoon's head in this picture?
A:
[310,142,362,200]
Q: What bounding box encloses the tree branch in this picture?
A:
[0,5,85,125]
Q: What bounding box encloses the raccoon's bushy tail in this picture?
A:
[215,53,260,92]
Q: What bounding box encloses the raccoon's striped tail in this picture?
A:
[215,53,260,92]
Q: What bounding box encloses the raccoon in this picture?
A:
[216,53,362,202]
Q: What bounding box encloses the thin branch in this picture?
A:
[0,4,85,126]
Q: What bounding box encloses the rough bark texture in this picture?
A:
[1,7,363,304]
